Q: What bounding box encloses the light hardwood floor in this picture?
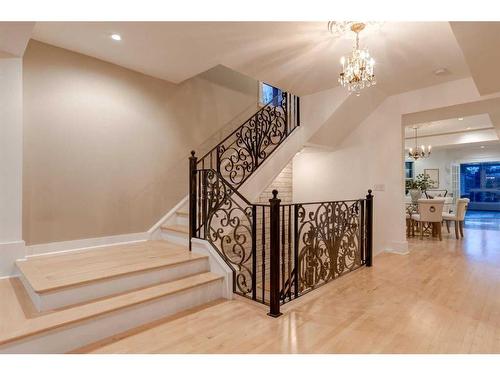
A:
[80,227,500,354]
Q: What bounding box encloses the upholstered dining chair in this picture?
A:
[413,198,445,240]
[442,198,470,239]
[442,196,454,214]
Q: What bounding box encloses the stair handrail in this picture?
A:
[196,92,289,166]
[195,91,300,190]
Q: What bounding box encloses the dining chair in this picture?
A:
[442,196,454,214]
[442,198,470,239]
[413,198,445,240]
[406,208,414,237]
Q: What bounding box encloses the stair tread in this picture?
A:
[176,210,188,216]
[161,224,189,234]
[16,240,204,293]
[0,272,223,346]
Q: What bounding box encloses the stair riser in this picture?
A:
[0,279,222,354]
[175,214,189,227]
[160,230,189,247]
[18,257,209,312]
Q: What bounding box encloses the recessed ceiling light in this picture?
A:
[480,146,485,149]
[111,34,122,41]
[466,127,471,130]
[458,117,464,121]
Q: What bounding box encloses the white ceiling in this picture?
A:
[405,131,499,151]
[0,22,34,57]
[31,21,471,96]
[404,114,494,138]
[451,22,500,96]
[405,114,499,150]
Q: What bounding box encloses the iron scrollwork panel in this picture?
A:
[218,93,288,189]
[296,201,363,294]
[201,169,254,297]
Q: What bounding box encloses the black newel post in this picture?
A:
[293,204,299,299]
[296,96,300,127]
[365,189,374,267]
[284,92,289,135]
[268,189,282,317]
[189,151,197,251]
[216,146,221,174]
[251,205,257,301]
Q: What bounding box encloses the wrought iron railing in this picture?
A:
[195,92,300,190]
[254,191,373,316]
[192,168,255,295]
[188,89,373,316]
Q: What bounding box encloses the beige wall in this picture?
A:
[23,41,258,245]
[0,58,23,243]
[0,57,26,276]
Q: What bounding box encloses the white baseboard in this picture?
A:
[26,232,150,258]
[0,241,26,277]
[191,238,233,300]
[385,240,410,255]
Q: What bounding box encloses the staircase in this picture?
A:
[0,239,222,353]
[0,93,284,353]
[0,88,372,353]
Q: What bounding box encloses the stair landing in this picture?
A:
[16,240,203,293]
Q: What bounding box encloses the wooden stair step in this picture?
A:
[0,272,223,347]
[16,240,202,294]
[161,224,189,235]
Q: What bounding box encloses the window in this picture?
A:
[405,161,414,180]
[259,82,282,106]
[460,161,500,211]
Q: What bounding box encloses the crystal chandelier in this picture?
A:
[408,126,432,161]
[338,22,376,96]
